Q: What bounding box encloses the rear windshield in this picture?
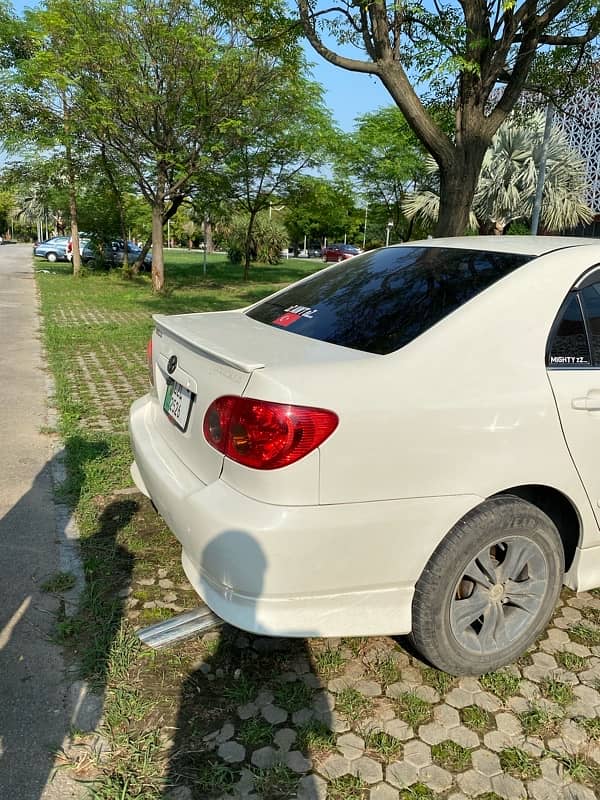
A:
[247,246,533,354]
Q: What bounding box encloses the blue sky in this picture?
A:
[11,0,394,132]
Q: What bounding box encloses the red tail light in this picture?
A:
[203,396,338,470]
[146,337,154,385]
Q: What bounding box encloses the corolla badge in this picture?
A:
[167,355,178,375]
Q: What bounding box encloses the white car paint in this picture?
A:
[129,236,600,639]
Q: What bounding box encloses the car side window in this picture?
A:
[580,283,600,366]
[548,294,591,368]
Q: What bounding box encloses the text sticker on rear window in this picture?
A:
[273,305,318,327]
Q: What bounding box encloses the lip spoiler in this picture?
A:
[154,314,265,373]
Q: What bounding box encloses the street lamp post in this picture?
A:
[363,203,368,249]
[385,221,393,247]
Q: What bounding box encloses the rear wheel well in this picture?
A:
[492,485,579,572]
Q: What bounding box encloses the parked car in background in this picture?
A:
[322,243,361,262]
[296,245,323,258]
[33,236,69,262]
[66,232,92,261]
[82,239,152,270]
[130,236,600,675]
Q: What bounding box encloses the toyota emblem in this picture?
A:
[167,355,178,375]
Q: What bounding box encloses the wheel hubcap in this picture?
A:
[450,537,548,655]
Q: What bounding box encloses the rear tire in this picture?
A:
[411,496,564,675]
[46,252,57,263]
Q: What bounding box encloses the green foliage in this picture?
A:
[225,212,288,265]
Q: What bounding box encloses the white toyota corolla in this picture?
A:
[130,236,600,674]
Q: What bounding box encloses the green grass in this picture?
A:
[296,720,335,754]
[540,677,574,707]
[327,774,368,800]
[568,622,600,646]
[238,718,276,747]
[273,680,314,713]
[579,717,600,739]
[313,646,346,676]
[421,667,455,696]
[341,637,368,657]
[460,705,493,732]
[479,670,520,700]
[399,783,436,800]
[336,688,373,722]
[555,650,587,672]
[251,764,298,798]
[499,747,541,780]
[581,606,600,625]
[364,731,403,761]
[431,740,471,771]
[518,704,562,737]
[393,692,432,727]
[41,571,77,593]
[36,252,324,798]
[369,655,403,687]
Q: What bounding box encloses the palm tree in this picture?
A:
[403,112,593,235]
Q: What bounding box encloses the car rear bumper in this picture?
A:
[129,394,480,637]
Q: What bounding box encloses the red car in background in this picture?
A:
[322,243,362,262]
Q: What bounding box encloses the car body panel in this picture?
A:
[130,236,600,637]
[33,237,69,261]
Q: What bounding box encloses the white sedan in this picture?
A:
[130,236,600,675]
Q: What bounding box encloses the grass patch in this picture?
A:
[568,622,600,646]
[479,670,520,700]
[393,692,432,727]
[222,675,258,706]
[540,677,574,707]
[327,774,368,800]
[460,705,493,732]
[191,758,239,795]
[251,764,298,798]
[431,740,471,771]
[581,606,600,625]
[370,655,402,687]
[518,704,562,737]
[364,731,403,762]
[421,667,455,696]
[336,688,372,722]
[313,646,346,677]
[296,720,335,754]
[552,753,600,789]
[579,717,600,739]
[274,680,314,713]
[41,571,77,593]
[555,650,587,672]
[238,718,276,747]
[499,747,541,780]
[399,783,436,800]
[341,637,368,657]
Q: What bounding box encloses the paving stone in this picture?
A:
[420,764,453,792]
[471,749,502,777]
[461,677,483,694]
[495,712,522,736]
[507,696,530,715]
[261,704,287,725]
[165,787,193,800]
[318,753,352,780]
[483,730,517,753]
[286,750,312,773]
[292,708,314,725]
[373,703,396,722]
[303,673,322,689]
[447,794,470,800]
[216,723,235,743]
[521,738,544,758]
[566,700,596,719]
[548,628,571,645]
[354,680,382,697]
[297,774,327,800]
[138,577,155,586]
[474,692,502,712]
[238,703,258,720]
[385,760,418,789]
[560,719,588,750]
[573,684,600,707]
[448,724,480,749]
[353,756,383,784]
[218,740,246,763]
[457,769,492,796]
[321,710,351,733]
[251,746,281,769]
[385,682,415,699]
[446,688,475,709]
[255,689,274,708]
[344,661,366,679]
[418,722,448,745]
[528,778,561,800]
[403,740,432,769]
[532,652,559,668]
[274,728,297,752]
[434,703,460,729]
[540,757,568,785]
[384,718,413,741]
[414,685,440,704]
[402,666,422,685]
[328,676,356,693]
[369,782,400,800]
[313,691,336,713]
[518,679,541,700]
[563,785,597,800]
[491,772,525,800]
[158,578,174,588]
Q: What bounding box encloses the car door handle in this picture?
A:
[572,396,600,411]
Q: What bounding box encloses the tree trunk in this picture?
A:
[435,142,487,237]
[151,202,165,292]
[65,144,81,277]
[243,211,257,280]
[204,217,214,253]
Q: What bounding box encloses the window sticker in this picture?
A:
[273,305,318,327]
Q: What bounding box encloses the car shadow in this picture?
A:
[163,529,333,799]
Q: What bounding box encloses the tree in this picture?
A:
[284,175,361,248]
[298,0,599,236]
[403,111,593,233]
[221,53,335,278]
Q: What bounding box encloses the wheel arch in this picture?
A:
[490,484,581,572]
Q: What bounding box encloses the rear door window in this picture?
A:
[247,246,533,355]
[547,294,591,368]
[580,283,600,366]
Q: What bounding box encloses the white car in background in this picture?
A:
[130,236,600,675]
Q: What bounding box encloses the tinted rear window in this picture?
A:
[247,246,533,354]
